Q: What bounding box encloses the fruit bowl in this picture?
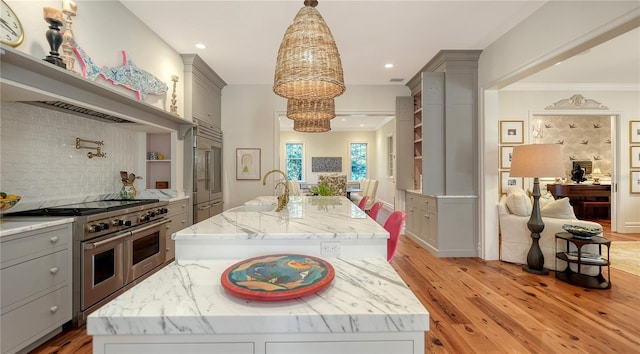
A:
[562,224,603,239]
[0,193,21,212]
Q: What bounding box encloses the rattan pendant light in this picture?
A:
[273,0,345,100]
[287,98,336,121]
[293,118,332,132]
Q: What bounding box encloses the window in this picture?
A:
[285,143,303,181]
[350,142,367,181]
[387,135,394,177]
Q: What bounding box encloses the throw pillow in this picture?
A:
[536,191,556,209]
[540,197,577,219]
[505,190,532,216]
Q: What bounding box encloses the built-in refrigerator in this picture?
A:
[186,119,223,223]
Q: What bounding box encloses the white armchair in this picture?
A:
[498,194,603,271]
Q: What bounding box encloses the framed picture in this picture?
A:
[631,121,640,144]
[631,146,640,169]
[236,148,261,180]
[499,146,514,169]
[631,171,640,194]
[500,171,523,194]
[499,120,524,144]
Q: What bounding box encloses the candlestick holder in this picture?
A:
[44,17,66,69]
[61,1,78,72]
[170,75,179,115]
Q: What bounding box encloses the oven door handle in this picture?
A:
[83,231,131,249]
[129,218,171,235]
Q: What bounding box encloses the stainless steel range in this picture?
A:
[9,199,169,326]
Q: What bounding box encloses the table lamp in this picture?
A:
[510,144,565,275]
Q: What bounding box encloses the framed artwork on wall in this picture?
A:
[499,121,524,144]
[500,146,514,169]
[236,148,261,180]
[631,120,640,144]
[500,171,523,195]
[631,171,640,194]
[631,146,640,169]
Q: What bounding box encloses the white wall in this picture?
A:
[221,85,408,209]
[279,130,376,183]
[1,1,187,202]
[479,1,640,259]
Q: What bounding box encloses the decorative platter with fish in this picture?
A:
[221,254,335,301]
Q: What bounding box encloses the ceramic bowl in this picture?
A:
[0,195,21,211]
[562,224,603,239]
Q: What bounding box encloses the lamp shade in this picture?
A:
[510,144,565,178]
[273,3,345,100]
[287,98,335,120]
[293,118,331,132]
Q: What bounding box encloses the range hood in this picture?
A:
[0,45,193,132]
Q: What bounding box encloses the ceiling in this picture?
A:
[120,1,639,131]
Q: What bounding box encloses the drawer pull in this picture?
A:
[166,225,171,230]
[181,219,186,224]
[50,267,59,274]
[50,305,58,313]
[50,236,59,243]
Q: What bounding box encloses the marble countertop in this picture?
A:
[174,196,388,241]
[0,217,74,238]
[87,257,429,336]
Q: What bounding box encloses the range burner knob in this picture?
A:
[160,208,168,214]
[113,219,125,226]
[100,223,109,230]
[140,214,150,222]
[88,224,101,233]
[148,211,156,217]
[124,220,132,227]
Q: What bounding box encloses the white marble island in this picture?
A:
[173,196,390,260]
[88,257,429,354]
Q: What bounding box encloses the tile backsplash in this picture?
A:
[1,102,141,205]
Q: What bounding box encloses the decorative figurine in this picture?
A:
[61,0,77,72]
[571,164,587,184]
[170,74,179,115]
[43,7,66,68]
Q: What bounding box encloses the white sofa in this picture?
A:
[498,194,603,271]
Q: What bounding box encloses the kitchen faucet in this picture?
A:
[262,169,290,211]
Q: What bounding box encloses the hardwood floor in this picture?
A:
[31,229,640,354]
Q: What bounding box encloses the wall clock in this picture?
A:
[1,0,24,47]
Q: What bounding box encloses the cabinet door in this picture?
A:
[192,77,210,121]
[396,96,414,190]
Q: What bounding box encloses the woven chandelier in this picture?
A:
[273,0,345,100]
[287,98,335,121]
[293,118,332,133]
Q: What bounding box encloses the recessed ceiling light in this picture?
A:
[195,43,206,49]
[384,63,394,68]
[359,124,365,127]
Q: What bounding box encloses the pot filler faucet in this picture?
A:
[262,169,290,212]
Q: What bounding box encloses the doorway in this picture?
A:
[531,112,618,231]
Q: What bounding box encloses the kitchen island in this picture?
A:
[88,257,429,354]
[87,195,430,353]
[173,196,390,260]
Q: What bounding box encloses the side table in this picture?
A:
[555,232,611,289]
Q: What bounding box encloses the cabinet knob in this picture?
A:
[181,219,186,224]
[50,267,59,274]
[50,236,59,243]
[165,225,171,230]
[50,305,58,313]
[425,214,430,219]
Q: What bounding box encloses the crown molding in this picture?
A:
[501,83,640,92]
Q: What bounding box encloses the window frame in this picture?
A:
[349,141,368,182]
[284,141,305,181]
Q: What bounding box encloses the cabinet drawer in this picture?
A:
[165,212,188,237]
[1,249,70,310]
[1,286,71,354]
[166,200,189,220]
[1,224,71,267]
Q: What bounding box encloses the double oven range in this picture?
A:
[10,199,169,326]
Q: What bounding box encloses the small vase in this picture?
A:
[120,183,137,200]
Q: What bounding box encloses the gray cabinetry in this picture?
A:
[1,222,73,354]
[181,54,226,128]
[164,197,191,263]
[396,96,415,191]
[406,50,480,196]
[405,191,477,257]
